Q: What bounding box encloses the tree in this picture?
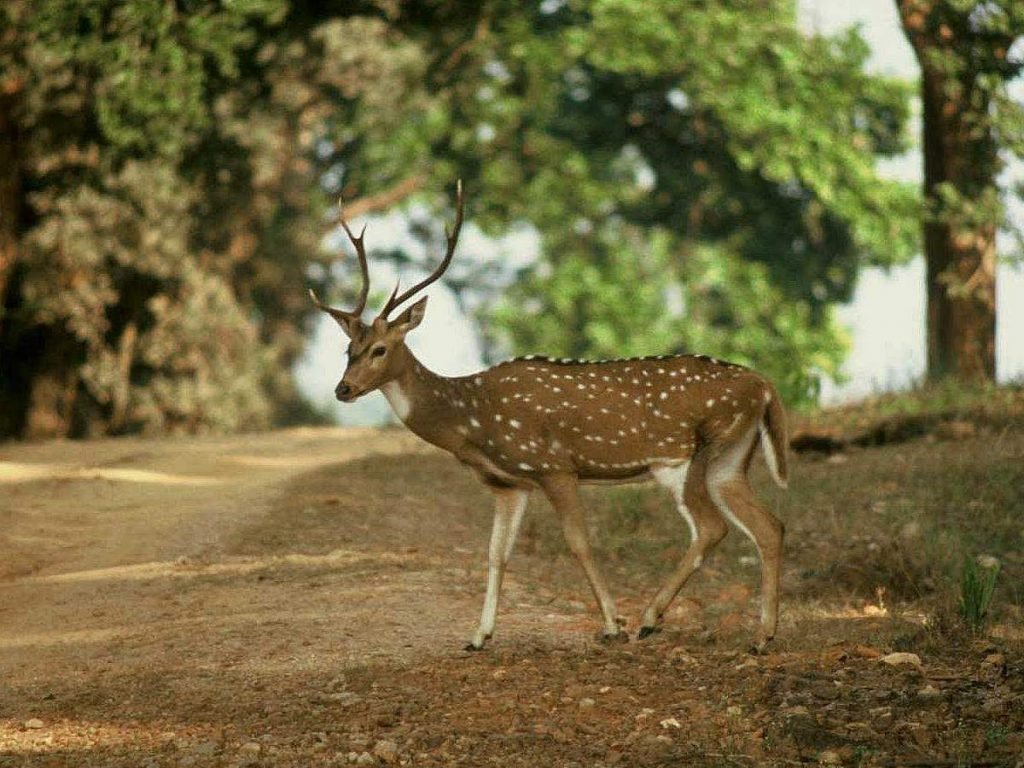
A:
[373,0,918,406]
[897,0,1024,384]
[0,0,436,438]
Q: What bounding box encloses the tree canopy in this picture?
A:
[5,0,1002,438]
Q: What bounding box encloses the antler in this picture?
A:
[378,179,464,319]
[308,199,372,323]
[338,203,371,317]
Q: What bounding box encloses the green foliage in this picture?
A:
[581,0,920,263]
[959,555,1000,631]
[374,0,911,406]
[0,0,434,436]
[6,0,1017,434]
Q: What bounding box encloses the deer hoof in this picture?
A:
[464,634,491,652]
[597,629,629,645]
[637,625,660,640]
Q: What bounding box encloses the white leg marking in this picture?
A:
[759,422,785,488]
[471,489,529,648]
[707,427,761,558]
[650,462,695,542]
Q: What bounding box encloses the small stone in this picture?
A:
[239,742,261,755]
[917,684,941,700]
[819,749,842,765]
[880,652,921,667]
[373,739,399,764]
[24,718,44,730]
[981,652,1006,680]
[355,752,374,766]
[851,644,882,659]
[726,705,743,717]
[578,698,596,709]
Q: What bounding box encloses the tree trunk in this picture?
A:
[920,69,997,384]
[24,350,78,440]
[0,90,19,327]
[899,0,999,386]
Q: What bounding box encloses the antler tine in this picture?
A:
[338,199,371,317]
[308,287,353,326]
[379,179,464,319]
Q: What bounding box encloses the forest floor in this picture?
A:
[1,409,1023,767]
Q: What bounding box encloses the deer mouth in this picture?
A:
[336,387,367,403]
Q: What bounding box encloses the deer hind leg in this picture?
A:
[467,487,529,650]
[707,428,785,652]
[639,453,728,638]
[540,474,625,642]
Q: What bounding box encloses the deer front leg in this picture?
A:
[540,474,625,642]
[467,487,529,650]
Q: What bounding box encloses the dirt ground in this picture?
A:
[1,427,1022,767]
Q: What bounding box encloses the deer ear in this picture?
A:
[327,311,362,339]
[391,296,428,335]
[310,289,363,339]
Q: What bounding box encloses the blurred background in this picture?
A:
[0,0,1021,438]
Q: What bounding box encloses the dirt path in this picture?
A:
[1,429,1022,767]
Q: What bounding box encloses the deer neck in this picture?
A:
[378,345,457,447]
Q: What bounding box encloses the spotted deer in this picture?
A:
[311,182,789,651]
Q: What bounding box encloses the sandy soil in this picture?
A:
[1,427,1021,767]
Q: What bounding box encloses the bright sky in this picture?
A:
[295,0,1024,423]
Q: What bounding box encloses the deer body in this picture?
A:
[312,182,788,651]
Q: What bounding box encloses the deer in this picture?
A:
[310,181,789,652]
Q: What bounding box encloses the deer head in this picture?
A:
[310,181,465,402]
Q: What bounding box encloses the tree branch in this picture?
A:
[340,175,426,220]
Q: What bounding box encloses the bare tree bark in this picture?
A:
[898,0,999,385]
[340,174,426,220]
[0,88,20,330]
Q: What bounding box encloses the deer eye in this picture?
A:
[371,345,387,358]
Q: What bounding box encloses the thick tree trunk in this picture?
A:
[23,330,78,440]
[900,1,999,386]
[920,70,998,384]
[0,91,19,326]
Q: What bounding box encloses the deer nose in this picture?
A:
[335,382,352,401]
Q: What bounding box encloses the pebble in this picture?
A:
[373,739,399,764]
[726,705,743,717]
[239,742,261,755]
[818,749,842,765]
[980,652,1006,680]
[24,719,44,730]
[578,698,595,709]
[880,652,921,667]
[355,752,374,766]
[917,684,941,700]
